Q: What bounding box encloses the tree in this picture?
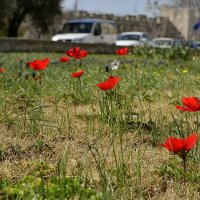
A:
[1,0,63,37]
[0,0,7,26]
[0,0,8,36]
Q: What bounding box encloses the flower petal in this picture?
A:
[161,137,184,153]
[66,47,87,59]
[115,48,129,55]
[96,81,110,90]
[176,105,197,112]
[108,76,120,88]
[182,97,199,111]
[29,58,49,71]
[60,57,69,62]
[97,76,120,91]
[71,70,84,78]
[183,132,198,151]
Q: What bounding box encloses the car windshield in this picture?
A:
[179,40,194,46]
[61,22,93,33]
[154,40,173,45]
[117,34,140,41]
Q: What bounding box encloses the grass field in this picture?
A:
[0,48,200,199]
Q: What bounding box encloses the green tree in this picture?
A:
[1,0,63,37]
[0,0,7,30]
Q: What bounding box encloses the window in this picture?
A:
[93,23,102,36]
[142,34,147,38]
[61,22,93,33]
[117,34,140,41]
[102,23,116,34]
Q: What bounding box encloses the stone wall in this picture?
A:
[0,37,118,53]
[161,5,200,40]
[23,9,194,40]
[57,10,182,39]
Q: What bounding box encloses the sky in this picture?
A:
[62,0,155,16]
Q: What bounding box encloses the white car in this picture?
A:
[115,32,151,46]
[151,38,180,48]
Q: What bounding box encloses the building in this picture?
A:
[161,5,200,40]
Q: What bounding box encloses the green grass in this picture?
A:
[0,48,200,199]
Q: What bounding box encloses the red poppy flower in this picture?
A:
[66,47,80,57]
[66,47,87,59]
[0,68,6,73]
[29,58,49,71]
[74,49,87,59]
[176,97,200,112]
[60,56,69,63]
[115,47,129,56]
[71,70,84,78]
[96,76,120,91]
[161,132,198,156]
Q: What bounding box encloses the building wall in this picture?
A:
[23,9,191,40]
[161,5,200,40]
[60,10,182,39]
[0,37,119,53]
[188,10,200,40]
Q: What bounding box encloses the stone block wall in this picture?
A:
[61,10,182,39]
[22,9,185,40]
[161,5,200,40]
[0,37,118,53]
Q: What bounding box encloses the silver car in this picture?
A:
[115,32,151,47]
[151,38,181,48]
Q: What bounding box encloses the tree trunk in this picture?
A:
[7,19,21,37]
[7,7,28,37]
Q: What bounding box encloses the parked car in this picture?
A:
[194,41,200,49]
[178,40,197,48]
[151,38,181,48]
[52,18,117,44]
[115,32,151,46]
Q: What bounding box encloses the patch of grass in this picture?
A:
[1,175,101,200]
[0,51,200,199]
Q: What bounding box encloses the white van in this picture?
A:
[52,19,117,44]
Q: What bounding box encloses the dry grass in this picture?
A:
[1,97,199,199]
[0,52,200,199]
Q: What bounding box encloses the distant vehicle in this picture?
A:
[115,32,151,46]
[151,38,181,48]
[52,19,117,44]
[194,41,200,49]
[178,40,197,48]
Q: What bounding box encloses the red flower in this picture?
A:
[66,47,80,57]
[29,58,49,71]
[74,49,87,59]
[71,70,84,78]
[115,48,129,56]
[60,56,69,63]
[161,132,198,156]
[96,76,120,91]
[176,97,200,112]
[66,47,87,59]
[0,68,6,73]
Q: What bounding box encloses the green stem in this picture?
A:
[196,112,199,135]
[78,77,82,97]
[183,158,187,184]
